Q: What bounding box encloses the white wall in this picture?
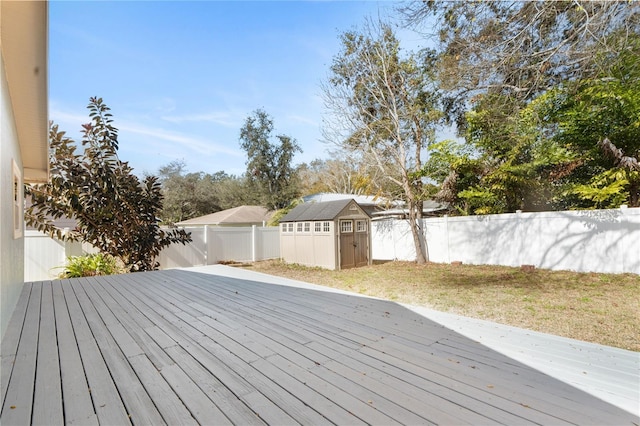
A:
[0,54,24,339]
[372,207,640,274]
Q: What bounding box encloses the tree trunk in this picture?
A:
[408,199,428,264]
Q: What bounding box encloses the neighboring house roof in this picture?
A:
[280,199,369,222]
[177,206,273,226]
[302,193,383,206]
[1,1,49,183]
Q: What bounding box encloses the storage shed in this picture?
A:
[279,199,371,270]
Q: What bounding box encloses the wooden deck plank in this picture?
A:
[0,282,41,425]
[163,345,266,425]
[159,360,233,425]
[266,353,408,425]
[71,278,177,425]
[60,279,132,425]
[88,275,177,369]
[305,336,538,425]
[126,354,198,425]
[32,282,64,425]
[2,267,637,425]
[106,273,300,425]
[0,282,32,406]
[51,279,98,425]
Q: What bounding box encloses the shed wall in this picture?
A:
[280,221,337,269]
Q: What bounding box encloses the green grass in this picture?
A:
[249,259,640,351]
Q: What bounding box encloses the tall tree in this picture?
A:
[401,1,639,125]
[322,20,444,263]
[532,36,640,208]
[157,160,264,223]
[239,109,302,210]
[26,97,191,271]
[401,1,639,213]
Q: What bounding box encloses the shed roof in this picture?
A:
[177,205,272,226]
[280,199,368,222]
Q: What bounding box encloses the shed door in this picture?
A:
[339,219,369,269]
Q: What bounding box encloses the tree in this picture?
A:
[239,109,302,210]
[322,20,444,263]
[401,1,639,127]
[26,97,191,272]
[296,155,380,197]
[532,37,640,208]
[401,1,639,213]
[157,160,266,223]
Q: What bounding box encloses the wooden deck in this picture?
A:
[1,266,637,425]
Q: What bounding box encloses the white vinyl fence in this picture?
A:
[157,225,280,269]
[24,230,99,281]
[372,206,640,274]
[25,207,639,280]
[24,225,280,281]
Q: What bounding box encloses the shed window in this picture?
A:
[288,223,294,232]
[356,220,367,232]
[340,220,353,233]
[323,221,330,232]
[12,160,23,239]
[314,222,321,233]
[281,223,287,232]
[304,222,311,232]
[296,222,303,232]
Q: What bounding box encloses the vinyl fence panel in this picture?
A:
[372,206,640,274]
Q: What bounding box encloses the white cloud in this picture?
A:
[118,122,241,157]
[161,111,243,127]
[286,114,319,127]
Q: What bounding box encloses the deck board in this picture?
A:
[1,282,41,425]
[51,279,98,425]
[1,266,638,425]
[32,282,63,425]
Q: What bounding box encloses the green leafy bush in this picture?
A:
[60,253,120,278]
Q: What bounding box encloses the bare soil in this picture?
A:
[248,259,640,351]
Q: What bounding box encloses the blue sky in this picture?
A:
[49,1,423,177]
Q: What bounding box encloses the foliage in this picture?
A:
[239,109,302,210]
[400,1,639,130]
[266,197,304,226]
[399,3,639,213]
[530,35,640,208]
[156,160,261,223]
[296,155,380,197]
[322,19,444,263]
[26,97,191,272]
[59,253,121,278]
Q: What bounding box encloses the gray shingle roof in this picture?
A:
[280,199,365,222]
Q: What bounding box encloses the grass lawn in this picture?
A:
[248,260,640,352]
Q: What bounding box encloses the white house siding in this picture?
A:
[0,54,25,339]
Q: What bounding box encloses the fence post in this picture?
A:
[203,225,209,265]
[515,210,523,267]
[252,225,257,262]
[444,215,450,264]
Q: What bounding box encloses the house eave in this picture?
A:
[1,1,49,183]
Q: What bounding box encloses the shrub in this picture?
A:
[60,253,121,278]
